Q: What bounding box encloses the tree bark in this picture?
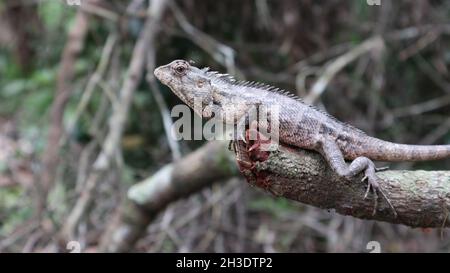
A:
[234,139,450,228]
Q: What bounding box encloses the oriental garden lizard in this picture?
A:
[154,60,450,216]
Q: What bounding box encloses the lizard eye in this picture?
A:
[174,64,187,75]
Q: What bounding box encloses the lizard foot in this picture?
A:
[361,171,398,218]
[320,141,397,218]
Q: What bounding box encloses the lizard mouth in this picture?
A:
[153,67,165,83]
[173,89,190,105]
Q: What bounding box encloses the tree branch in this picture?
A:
[99,136,450,251]
[305,36,385,104]
[98,141,237,252]
[234,139,450,228]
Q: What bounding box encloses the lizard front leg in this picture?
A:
[318,138,397,217]
[204,102,253,149]
[223,102,261,142]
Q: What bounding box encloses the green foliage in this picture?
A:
[354,0,370,21]
[0,68,55,122]
[38,0,65,31]
[47,181,69,221]
[0,188,32,236]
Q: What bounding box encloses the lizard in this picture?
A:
[154,59,450,216]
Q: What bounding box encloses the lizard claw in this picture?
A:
[241,130,247,143]
[377,185,398,218]
[371,188,378,216]
[363,171,398,218]
[228,140,236,152]
[364,182,371,199]
[362,175,375,199]
[361,175,370,199]
[375,166,389,172]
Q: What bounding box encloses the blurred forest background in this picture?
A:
[0,0,449,253]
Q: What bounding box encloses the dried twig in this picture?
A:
[398,30,441,61]
[64,33,117,145]
[98,141,237,252]
[78,1,119,22]
[170,1,237,75]
[39,1,99,216]
[58,0,168,245]
[391,94,450,118]
[146,44,181,160]
[419,118,450,145]
[305,36,385,104]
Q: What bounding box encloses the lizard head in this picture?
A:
[154,60,214,109]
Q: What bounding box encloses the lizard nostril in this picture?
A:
[154,68,161,79]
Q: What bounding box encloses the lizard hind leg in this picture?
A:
[319,139,397,217]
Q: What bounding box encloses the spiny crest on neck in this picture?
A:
[200,65,367,135]
[201,66,302,101]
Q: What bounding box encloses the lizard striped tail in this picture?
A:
[363,138,450,162]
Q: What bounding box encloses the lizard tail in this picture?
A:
[363,138,450,162]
